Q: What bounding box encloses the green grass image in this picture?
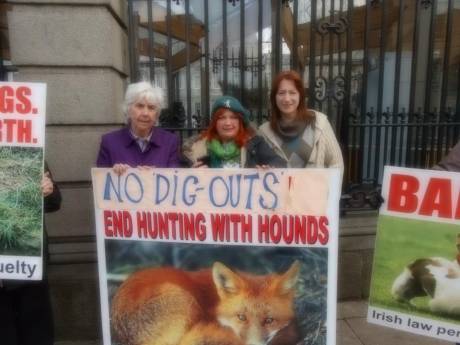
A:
[0,147,43,256]
[369,215,460,324]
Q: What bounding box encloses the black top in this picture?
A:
[244,135,287,168]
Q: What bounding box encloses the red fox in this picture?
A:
[111,261,300,345]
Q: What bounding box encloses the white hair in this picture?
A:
[122,81,164,119]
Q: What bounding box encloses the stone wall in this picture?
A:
[6,0,127,342]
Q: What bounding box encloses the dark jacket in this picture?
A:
[434,140,460,172]
[244,135,287,168]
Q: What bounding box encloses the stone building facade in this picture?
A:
[4,1,376,343]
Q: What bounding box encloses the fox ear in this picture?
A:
[277,261,300,295]
[212,262,244,296]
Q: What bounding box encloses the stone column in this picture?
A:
[7,0,127,342]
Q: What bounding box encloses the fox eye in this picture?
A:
[237,314,247,322]
[264,317,274,325]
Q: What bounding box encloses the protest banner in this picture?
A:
[0,82,46,280]
[368,166,460,342]
[92,167,342,345]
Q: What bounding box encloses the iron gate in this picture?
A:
[127,0,460,207]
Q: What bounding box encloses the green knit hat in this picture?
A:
[211,95,250,125]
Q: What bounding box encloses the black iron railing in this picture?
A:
[346,109,460,185]
[128,0,460,210]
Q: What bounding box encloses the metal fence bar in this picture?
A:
[257,0,263,123]
[240,0,246,104]
[407,0,421,166]
[421,1,437,166]
[342,0,352,119]
[335,0,344,150]
[398,110,407,165]
[359,0,371,182]
[456,65,460,141]
[204,0,210,123]
[424,0,437,114]
[223,0,228,93]
[431,110,440,165]
[365,110,374,181]
[440,0,453,113]
[342,0,353,183]
[166,0,173,107]
[414,108,423,167]
[337,0,343,78]
[0,59,5,81]
[273,0,282,74]
[292,0,298,71]
[185,0,192,129]
[147,0,155,82]
[327,0,335,123]
[374,0,387,183]
[439,0,453,157]
[391,0,404,164]
[318,0,326,112]
[308,0,317,109]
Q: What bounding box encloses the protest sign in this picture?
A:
[368,166,460,342]
[0,82,46,280]
[92,168,342,345]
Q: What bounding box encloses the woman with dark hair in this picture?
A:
[183,95,285,168]
[259,70,343,170]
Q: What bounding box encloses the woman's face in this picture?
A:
[215,110,241,142]
[129,98,159,137]
[275,79,300,122]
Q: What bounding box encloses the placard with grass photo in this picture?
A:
[368,166,460,343]
[0,82,47,280]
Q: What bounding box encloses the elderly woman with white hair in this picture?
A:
[96,81,180,173]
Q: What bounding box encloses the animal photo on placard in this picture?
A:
[105,241,329,345]
[370,215,460,324]
[392,233,460,315]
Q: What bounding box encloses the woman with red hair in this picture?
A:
[259,70,343,170]
[183,95,285,168]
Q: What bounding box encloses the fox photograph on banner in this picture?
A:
[0,82,46,281]
[92,168,342,345]
[368,166,460,342]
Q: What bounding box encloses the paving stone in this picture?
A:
[337,300,368,320]
[337,319,364,345]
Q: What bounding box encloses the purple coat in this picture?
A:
[96,127,180,168]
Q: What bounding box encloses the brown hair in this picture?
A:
[201,108,254,148]
[270,70,314,132]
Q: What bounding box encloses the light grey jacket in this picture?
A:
[258,111,344,170]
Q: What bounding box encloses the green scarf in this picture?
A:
[207,139,240,168]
